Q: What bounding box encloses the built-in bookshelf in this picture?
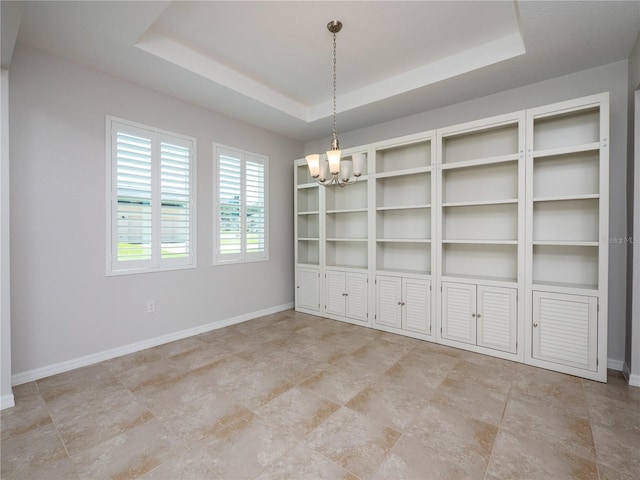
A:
[293,93,609,382]
[525,93,609,381]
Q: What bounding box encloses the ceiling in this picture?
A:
[2,1,639,142]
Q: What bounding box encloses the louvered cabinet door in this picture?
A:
[345,273,368,322]
[532,291,598,371]
[441,282,476,345]
[296,267,320,312]
[325,271,346,317]
[402,278,430,334]
[476,286,517,353]
[375,276,402,328]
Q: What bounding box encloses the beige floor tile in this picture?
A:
[374,433,488,480]
[255,385,339,438]
[148,390,247,443]
[138,444,217,479]
[415,339,464,357]
[301,364,377,405]
[36,364,119,403]
[582,370,640,403]
[386,349,457,390]
[213,366,295,410]
[204,409,298,479]
[502,396,596,461]
[111,357,187,391]
[330,337,414,379]
[486,429,598,479]
[510,364,589,418]
[237,343,329,384]
[70,418,179,480]
[53,391,154,456]
[307,407,400,479]
[1,421,70,478]
[598,462,639,480]
[430,376,508,426]
[4,310,640,480]
[1,455,79,480]
[403,402,497,462]
[591,422,640,478]
[445,358,515,395]
[255,443,354,480]
[346,375,432,431]
[0,383,51,441]
[279,333,356,364]
[587,392,640,436]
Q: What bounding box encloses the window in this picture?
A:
[107,117,196,275]
[214,144,268,264]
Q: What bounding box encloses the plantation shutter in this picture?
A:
[108,118,195,275]
[245,156,266,258]
[215,145,269,264]
[160,137,192,261]
[218,149,243,261]
[114,126,153,266]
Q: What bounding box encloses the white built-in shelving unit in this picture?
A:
[372,132,436,339]
[435,112,525,360]
[525,93,609,381]
[294,93,609,381]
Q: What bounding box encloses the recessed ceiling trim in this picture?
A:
[137,25,525,126]
[308,31,527,122]
[135,29,310,121]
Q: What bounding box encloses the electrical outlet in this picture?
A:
[146,300,155,313]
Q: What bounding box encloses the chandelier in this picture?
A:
[305,20,366,187]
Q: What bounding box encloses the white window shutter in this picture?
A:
[245,156,266,258]
[108,117,196,275]
[115,127,153,266]
[160,137,192,262]
[214,145,269,265]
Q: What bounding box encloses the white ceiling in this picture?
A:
[2,1,639,141]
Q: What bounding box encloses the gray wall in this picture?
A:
[306,60,630,366]
[9,45,302,378]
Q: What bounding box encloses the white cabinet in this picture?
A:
[531,291,598,372]
[525,93,608,382]
[296,266,320,313]
[441,282,517,353]
[375,275,431,334]
[325,270,368,323]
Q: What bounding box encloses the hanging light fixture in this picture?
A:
[305,20,366,187]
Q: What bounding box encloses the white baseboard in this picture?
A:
[607,358,624,371]
[623,362,640,387]
[11,302,294,386]
[1,393,15,410]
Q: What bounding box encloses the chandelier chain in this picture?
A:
[332,29,337,138]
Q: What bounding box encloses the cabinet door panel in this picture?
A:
[325,271,346,317]
[346,273,368,322]
[441,282,476,344]
[296,267,320,312]
[375,276,402,328]
[477,286,517,353]
[403,278,431,334]
[532,291,597,371]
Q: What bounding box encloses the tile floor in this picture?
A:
[2,309,640,479]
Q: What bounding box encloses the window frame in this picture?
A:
[213,143,269,265]
[106,115,197,276]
